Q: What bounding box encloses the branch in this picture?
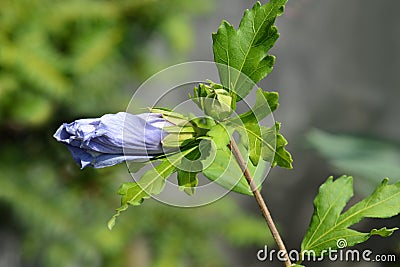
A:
[228,139,292,267]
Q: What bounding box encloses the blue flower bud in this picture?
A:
[53,112,173,168]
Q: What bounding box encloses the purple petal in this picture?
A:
[54,112,173,168]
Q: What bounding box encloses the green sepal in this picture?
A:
[150,107,191,126]
[163,125,196,133]
[161,133,195,148]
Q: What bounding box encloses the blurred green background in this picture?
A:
[0,1,272,267]
[0,0,399,267]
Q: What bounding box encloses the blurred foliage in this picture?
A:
[0,0,273,266]
[0,0,212,124]
[0,144,271,267]
[306,129,400,196]
[306,130,400,258]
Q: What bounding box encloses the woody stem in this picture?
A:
[228,139,292,267]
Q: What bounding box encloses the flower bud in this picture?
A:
[191,82,234,121]
[54,112,174,168]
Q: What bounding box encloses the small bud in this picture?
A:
[191,82,234,121]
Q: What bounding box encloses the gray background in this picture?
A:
[190,0,400,266]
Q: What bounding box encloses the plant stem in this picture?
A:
[228,139,292,267]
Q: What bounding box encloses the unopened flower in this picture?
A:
[54,112,173,168]
[191,82,234,121]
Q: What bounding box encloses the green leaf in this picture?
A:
[268,122,292,168]
[202,149,249,195]
[239,88,279,123]
[232,121,292,168]
[212,0,286,99]
[204,123,257,195]
[177,170,198,196]
[301,176,400,256]
[108,159,175,229]
[243,122,262,166]
[109,147,198,229]
[203,123,271,195]
[190,116,216,131]
[202,141,268,196]
[127,161,148,173]
[226,88,283,167]
[206,123,231,150]
[225,119,261,166]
